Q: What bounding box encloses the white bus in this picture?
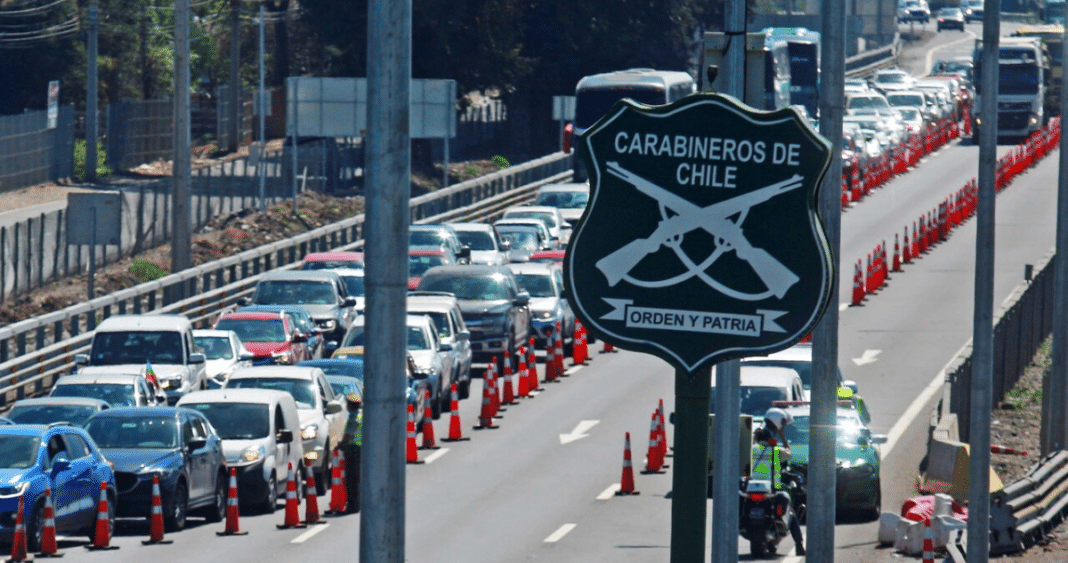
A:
[570,68,696,179]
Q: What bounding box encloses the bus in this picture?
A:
[571,68,696,179]
[1013,25,1063,118]
[700,31,790,111]
[764,28,821,118]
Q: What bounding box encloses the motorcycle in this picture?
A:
[738,471,806,558]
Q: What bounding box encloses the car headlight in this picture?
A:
[0,482,29,497]
[273,351,293,364]
[242,445,266,463]
[142,466,178,479]
[319,320,338,331]
[538,311,554,320]
[301,424,319,440]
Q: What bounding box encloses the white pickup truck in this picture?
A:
[74,314,207,404]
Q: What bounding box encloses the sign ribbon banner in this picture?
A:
[601,298,786,336]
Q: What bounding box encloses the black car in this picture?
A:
[417,264,531,373]
[937,7,965,31]
[84,407,228,531]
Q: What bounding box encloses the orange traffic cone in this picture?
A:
[578,322,589,363]
[527,338,542,391]
[442,383,470,441]
[572,322,586,366]
[37,488,59,557]
[903,226,912,264]
[277,462,306,529]
[892,233,901,272]
[474,369,498,430]
[85,481,117,550]
[642,412,664,474]
[303,464,323,525]
[326,449,347,515]
[217,467,248,535]
[420,387,439,449]
[487,361,502,415]
[921,518,935,563]
[142,474,172,544]
[9,495,28,562]
[516,347,530,398]
[601,340,616,353]
[554,322,567,377]
[543,331,559,382]
[501,350,517,405]
[616,432,639,496]
[406,404,425,464]
[657,399,670,462]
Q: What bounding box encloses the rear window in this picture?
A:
[227,377,316,408]
[418,273,513,301]
[52,383,136,407]
[709,386,788,417]
[254,280,337,305]
[90,330,184,365]
[8,404,100,427]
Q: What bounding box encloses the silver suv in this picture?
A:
[408,291,474,399]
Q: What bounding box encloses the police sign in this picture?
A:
[564,94,833,371]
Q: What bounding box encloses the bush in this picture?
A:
[491,155,512,169]
[130,259,169,283]
[73,139,112,181]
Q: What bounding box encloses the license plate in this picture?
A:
[749,507,765,519]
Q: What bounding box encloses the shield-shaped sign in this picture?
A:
[564,93,834,372]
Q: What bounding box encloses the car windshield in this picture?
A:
[410,254,448,277]
[407,326,431,351]
[899,108,922,120]
[709,385,788,417]
[513,273,555,298]
[182,402,270,440]
[504,211,554,231]
[313,361,364,378]
[785,414,867,446]
[302,259,363,271]
[419,274,512,301]
[454,230,496,251]
[215,319,286,343]
[195,336,235,360]
[876,73,907,84]
[227,377,316,408]
[86,417,178,449]
[0,435,41,469]
[413,311,452,339]
[254,280,337,305]
[499,230,540,251]
[89,330,184,366]
[409,230,449,248]
[337,274,365,297]
[888,94,924,106]
[7,404,100,427]
[535,191,588,209]
[848,96,890,111]
[52,383,137,407]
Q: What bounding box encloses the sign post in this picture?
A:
[565,93,833,561]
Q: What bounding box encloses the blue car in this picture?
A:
[84,407,228,531]
[0,424,116,551]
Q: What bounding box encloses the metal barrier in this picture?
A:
[0,152,573,406]
[990,451,1068,555]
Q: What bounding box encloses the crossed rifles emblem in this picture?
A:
[595,162,804,302]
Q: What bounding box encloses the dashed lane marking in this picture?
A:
[597,484,620,500]
[291,522,330,543]
[423,448,449,464]
[544,523,577,543]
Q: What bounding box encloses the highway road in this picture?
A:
[16,18,1062,563]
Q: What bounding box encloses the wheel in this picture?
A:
[164,480,189,532]
[863,484,883,521]
[259,473,278,514]
[316,446,329,496]
[431,379,443,420]
[88,493,115,545]
[458,378,470,400]
[26,501,43,553]
[201,471,227,522]
[749,528,768,558]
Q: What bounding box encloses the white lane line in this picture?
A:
[839,302,850,312]
[291,522,330,543]
[544,523,577,543]
[924,30,978,75]
[884,339,972,457]
[564,365,583,376]
[423,448,449,464]
[597,484,621,500]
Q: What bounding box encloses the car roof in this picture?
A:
[745,343,813,363]
[420,264,513,277]
[301,358,364,367]
[89,406,191,418]
[57,373,144,385]
[96,314,192,332]
[237,305,311,316]
[177,388,297,406]
[536,182,589,193]
[448,222,495,233]
[0,424,57,436]
[711,365,803,387]
[505,205,560,215]
[10,397,111,408]
[506,261,561,276]
[218,311,284,321]
[409,247,447,256]
[411,223,457,233]
[352,314,433,329]
[228,366,323,380]
[302,252,364,261]
[258,270,343,282]
[407,291,459,306]
[194,329,239,338]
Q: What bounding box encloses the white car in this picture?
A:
[533,182,590,229]
[709,365,806,425]
[194,329,254,388]
[871,69,916,94]
[448,222,509,266]
[224,365,345,495]
[500,205,569,246]
[741,343,854,401]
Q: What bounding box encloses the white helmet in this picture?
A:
[763,408,793,432]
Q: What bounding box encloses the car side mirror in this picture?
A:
[50,459,71,474]
[293,333,308,343]
[190,353,206,364]
[870,434,888,445]
[458,246,471,259]
[456,330,470,340]
[188,438,207,450]
[344,297,358,307]
[325,401,343,415]
[277,429,294,444]
[515,292,530,307]
[237,297,250,306]
[500,240,511,251]
[239,353,256,362]
[75,354,89,366]
[439,343,453,352]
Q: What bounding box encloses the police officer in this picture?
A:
[752,407,805,556]
[837,385,871,425]
[341,391,362,513]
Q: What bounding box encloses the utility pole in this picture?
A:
[172,0,192,283]
[229,0,241,153]
[86,0,98,182]
[258,0,266,212]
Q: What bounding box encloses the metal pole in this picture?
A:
[1044,0,1068,455]
[670,367,711,563]
[969,2,1000,561]
[229,0,240,154]
[362,0,410,561]
[710,3,745,562]
[171,0,192,281]
[812,0,846,558]
[258,1,266,213]
[86,1,98,182]
[88,208,96,300]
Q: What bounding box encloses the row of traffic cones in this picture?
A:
[617,399,671,496]
[10,481,116,560]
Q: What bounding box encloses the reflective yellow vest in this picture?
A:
[751,443,783,491]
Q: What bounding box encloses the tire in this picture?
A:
[316,447,329,496]
[259,473,278,514]
[863,484,883,522]
[164,480,189,532]
[458,378,470,400]
[749,527,768,558]
[431,379,443,420]
[26,501,43,553]
[88,493,115,545]
[201,472,227,522]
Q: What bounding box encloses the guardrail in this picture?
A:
[845,34,900,78]
[990,450,1068,554]
[0,152,573,407]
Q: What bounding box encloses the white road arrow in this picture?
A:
[559,420,600,444]
[852,349,882,366]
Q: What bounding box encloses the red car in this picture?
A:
[408,247,458,290]
[527,250,565,266]
[300,251,365,271]
[213,311,309,365]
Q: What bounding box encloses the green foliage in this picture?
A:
[491,155,511,169]
[73,140,112,181]
[130,259,169,283]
